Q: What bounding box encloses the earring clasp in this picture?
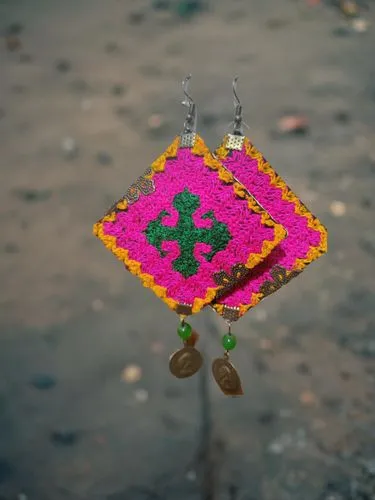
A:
[181,74,197,135]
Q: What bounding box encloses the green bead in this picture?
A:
[222,333,237,351]
[178,322,192,340]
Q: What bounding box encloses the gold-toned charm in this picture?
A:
[169,327,203,379]
[169,346,203,378]
[212,355,243,396]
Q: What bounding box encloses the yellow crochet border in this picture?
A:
[93,134,287,315]
[212,135,328,318]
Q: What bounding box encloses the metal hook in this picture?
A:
[232,76,241,108]
[228,76,249,135]
[182,74,193,107]
[232,76,243,136]
[181,74,197,134]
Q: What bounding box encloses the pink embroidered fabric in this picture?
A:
[213,137,327,314]
[96,136,286,313]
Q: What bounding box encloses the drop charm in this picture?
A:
[212,323,243,396]
[169,317,203,379]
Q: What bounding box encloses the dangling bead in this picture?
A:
[222,322,237,350]
[177,320,192,341]
[222,333,237,351]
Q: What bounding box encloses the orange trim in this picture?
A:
[212,135,328,318]
[93,134,287,315]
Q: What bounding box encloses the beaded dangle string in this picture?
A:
[170,312,202,379]
[164,76,204,379]
[212,320,243,396]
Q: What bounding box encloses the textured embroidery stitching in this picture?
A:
[144,188,232,278]
[93,135,287,314]
[213,136,328,319]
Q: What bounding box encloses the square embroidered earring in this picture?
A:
[93,75,288,380]
[210,78,328,396]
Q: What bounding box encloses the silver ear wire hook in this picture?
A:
[181,74,197,134]
[230,76,249,135]
[232,76,243,136]
[232,77,241,110]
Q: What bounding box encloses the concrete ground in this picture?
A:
[1,0,375,499]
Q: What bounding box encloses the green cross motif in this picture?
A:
[144,188,232,278]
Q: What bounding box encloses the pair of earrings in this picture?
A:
[93,75,327,397]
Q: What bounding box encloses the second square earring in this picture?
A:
[210,77,328,396]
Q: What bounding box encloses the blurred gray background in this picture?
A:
[1,0,375,499]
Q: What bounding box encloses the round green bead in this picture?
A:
[222,333,237,351]
[178,322,192,340]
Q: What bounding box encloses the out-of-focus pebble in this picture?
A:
[299,390,318,406]
[277,115,310,135]
[352,18,368,33]
[330,200,346,217]
[122,364,142,384]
